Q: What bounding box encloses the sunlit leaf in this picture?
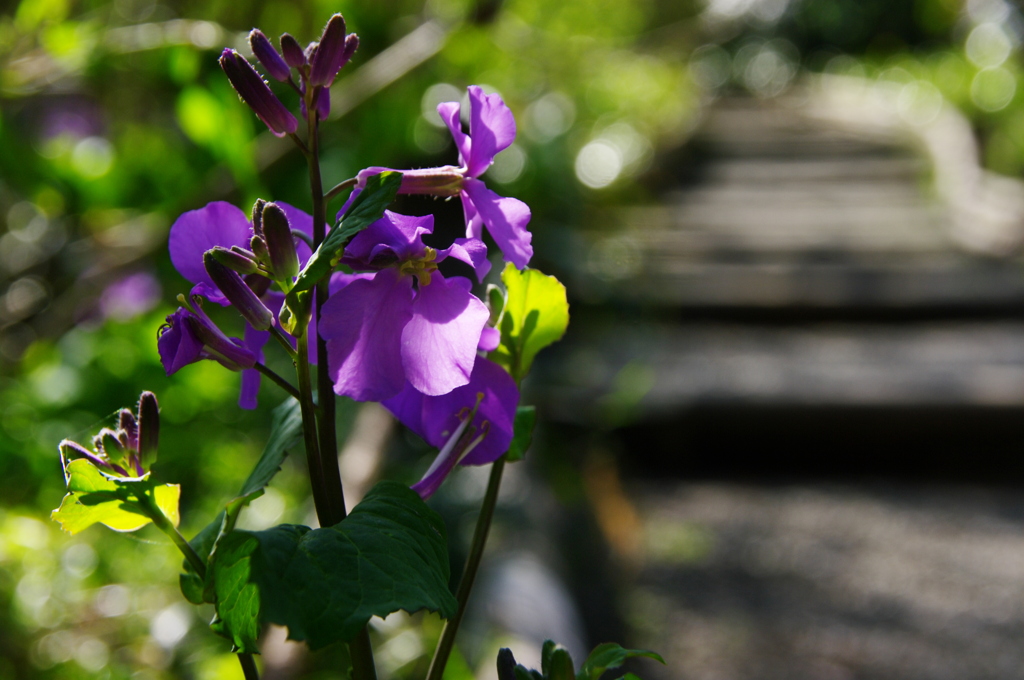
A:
[490,264,569,381]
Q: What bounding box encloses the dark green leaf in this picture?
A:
[208,481,456,651]
[577,644,665,680]
[291,171,402,294]
[506,405,536,462]
[240,397,302,496]
[180,397,302,604]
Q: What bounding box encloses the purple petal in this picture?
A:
[239,324,271,410]
[401,274,489,396]
[438,101,471,169]
[479,326,500,351]
[170,202,253,289]
[320,268,415,401]
[466,85,517,179]
[384,356,519,470]
[462,179,533,269]
[439,237,491,281]
[343,211,433,269]
[158,308,203,375]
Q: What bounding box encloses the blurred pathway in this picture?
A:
[627,481,1024,680]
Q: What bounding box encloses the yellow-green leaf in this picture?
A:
[490,264,569,382]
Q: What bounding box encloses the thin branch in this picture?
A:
[254,362,300,400]
[324,178,358,205]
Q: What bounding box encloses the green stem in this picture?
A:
[306,99,348,528]
[296,332,332,523]
[238,653,261,680]
[269,326,298,359]
[324,177,358,205]
[425,455,507,680]
[306,89,376,680]
[254,362,300,400]
[144,494,260,680]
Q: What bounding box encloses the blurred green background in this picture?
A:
[2,0,1023,677]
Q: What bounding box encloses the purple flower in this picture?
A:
[168,201,318,408]
[319,210,490,402]
[340,86,532,274]
[158,287,258,375]
[383,357,519,499]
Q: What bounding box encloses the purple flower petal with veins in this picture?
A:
[321,211,490,402]
[339,86,532,270]
[383,357,519,498]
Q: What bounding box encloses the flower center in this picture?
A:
[399,247,439,286]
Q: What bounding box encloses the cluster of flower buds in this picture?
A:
[204,200,302,320]
[59,392,160,478]
[220,14,358,135]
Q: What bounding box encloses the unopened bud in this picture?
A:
[280,33,306,68]
[137,391,159,467]
[309,14,351,87]
[251,235,271,268]
[249,29,291,82]
[252,198,267,237]
[219,49,298,137]
[262,203,300,282]
[204,252,274,330]
[211,246,259,275]
[118,408,138,450]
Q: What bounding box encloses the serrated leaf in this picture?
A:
[506,405,536,462]
[240,397,302,497]
[291,172,402,294]
[51,459,179,535]
[180,398,302,604]
[209,481,456,652]
[490,264,569,382]
[577,644,665,680]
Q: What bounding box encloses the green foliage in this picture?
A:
[290,171,403,294]
[51,459,180,534]
[502,641,664,680]
[577,643,665,680]
[180,397,303,605]
[490,264,570,382]
[208,481,457,653]
[506,405,536,462]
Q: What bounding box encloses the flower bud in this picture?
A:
[118,408,138,451]
[261,203,300,282]
[204,251,274,330]
[136,391,159,467]
[251,198,267,238]
[219,48,298,137]
[280,33,306,68]
[210,246,259,275]
[59,438,122,474]
[251,235,272,268]
[249,28,291,82]
[309,14,352,87]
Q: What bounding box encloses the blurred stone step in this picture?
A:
[540,321,1024,421]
